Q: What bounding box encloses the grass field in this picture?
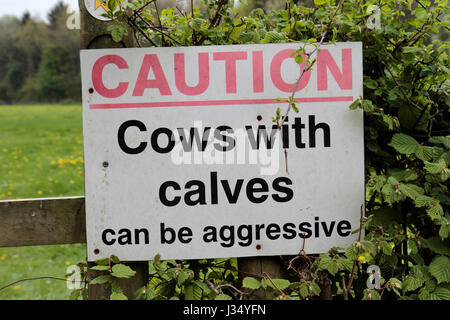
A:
[0,105,87,300]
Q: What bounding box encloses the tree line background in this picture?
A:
[0,2,80,104]
[0,0,315,105]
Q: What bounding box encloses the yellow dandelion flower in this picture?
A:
[65,261,71,266]
[58,159,64,165]
[51,160,56,166]
[0,254,6,261]
[391,244,395,248]
[70,160,77,165]
[70,180,75,185]
[37,190,43,195]
[14,286,20,290]
[358,255,365,261]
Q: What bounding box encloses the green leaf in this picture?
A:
[402,46,421,54]
[192,280,211,294]
[153,254,161,270]
[390,133,419,155]
[177,271,189,286]
[414,195,435,208]
[314,0,327,5]
[110,292,128,300]
[294,54,304,65]
[398,183,423,200]
[415,145,434,161]
[107,24,128,43]
[361,100,375,112]
[69,289,81,300]
[389,169,418,182]
[318,254,331,270]
[364,78,378,89]
[424,159,446,174]
[242,277,261,290]
[238,31,256,43]
[429,136,450,149]
[361,240,377,256]
[427,203,444,220]
[111,264,136,279]
[90,265,110,271]
[439,224,449,239]
[262,31,285,43]
[363,289,381,300]
[327,261,339,276]
[429,256,450,284]
[402,276,423,292]
[349,99,360,110]
[345,243,360,260]
[107,0,119,11]
[268,279,291,290]
[309,281,321,296]
[192,18,206,31]
[380,241,393,256]
[299,283,309,298]
[215,294,232,300]
[337,257,353,272]
[382,114,399,130]
[429,286,450,300]
[110,255,120,264]
[423,237,450,255]
[184,283,202,300]
[90,275,112,285]
[95,258,110,266]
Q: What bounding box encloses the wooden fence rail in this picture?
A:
[0,197,86,248]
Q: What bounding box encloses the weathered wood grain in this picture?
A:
[0,197,86,247]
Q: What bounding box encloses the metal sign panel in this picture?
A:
[81,42,364,261]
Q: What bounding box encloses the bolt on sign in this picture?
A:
[80,42,364,262]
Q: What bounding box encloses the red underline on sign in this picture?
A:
[90,96,354,109]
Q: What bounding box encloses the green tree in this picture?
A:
[37,45,80,102]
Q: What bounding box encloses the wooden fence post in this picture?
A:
[238,256,283,298]
[78,0,148,300]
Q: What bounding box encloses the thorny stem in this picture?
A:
[343,204,365,300]
[0,277,87,292]
[278,30,327,174]
[279,30,328,130]
[263,272,286,296]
